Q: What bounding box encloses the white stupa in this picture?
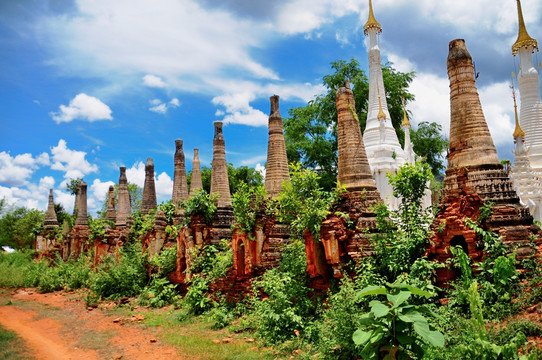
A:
[362,0,432,210]
[510,0,542,224]
[513,0,542,169]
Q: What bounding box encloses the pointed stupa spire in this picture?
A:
[189,149,203,197]
[512,84,525,138]
[44,189,59,229]
[512,0,538,55]
[172,139,189,207]
[116,166,131,226]
[74,181,88,226]
[401,95,410,127]
[377,90,386,121]
[141,157,157,215]
[210,121,232,207]
[265,95,290,198]
[336,80,378,191]
[364,0,382,35]
[105,185,116,222]
[447,39,499,168]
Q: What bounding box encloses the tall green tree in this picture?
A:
[410,121,449,177]
[0,206,45,249]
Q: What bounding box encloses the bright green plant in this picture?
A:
[352,282,444,360]
[158,200,177,225]
[88,217,115,243]
[139,276,180,308]
[276,162,343,241]
[231,182,267,238]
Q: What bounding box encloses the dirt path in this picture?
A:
[0,289,182,360]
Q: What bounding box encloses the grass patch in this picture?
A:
[0,325,34,360]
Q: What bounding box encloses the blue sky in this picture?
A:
[1,0,541,215]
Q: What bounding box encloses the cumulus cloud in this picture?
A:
[0,176,56,211]
[255,163,266,179]
[212,92,268,127]
[50,139,99,179]
[89,178,115,213]
[479,82,515,145]
[240,154,267,166]
[50,93,113,123]
[149,98,181,114]
[0,151,51,187]
[142,74,167,88]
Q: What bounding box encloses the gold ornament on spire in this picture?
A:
[401,95,410,127]
[364,0,382,35]
[377,87,386,121]
[512,0,538,55]
[511,81,525,138]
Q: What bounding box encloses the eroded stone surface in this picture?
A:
[141,158,157,215]
[210,122,232,208]
[172,139,189,207]
[106,186,116,222]
[264,95,289,198]
[116,166,132,226]
[189,149,202,197]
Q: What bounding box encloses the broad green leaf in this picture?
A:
[396,333,415,345]
[357,285,387,298]
[398,311,427,324]
[371,302,390,318]
[387,290,411,307]
[403,284,435,298]
[413,322,445,347]
[353,329,372,345]
[371,330,384,344]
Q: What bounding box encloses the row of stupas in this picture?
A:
[509,0,542,224]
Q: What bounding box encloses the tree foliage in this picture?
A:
[0,206,45,249]
[98,182,143,219]
[410,121,449,176]
[187,164,263,195]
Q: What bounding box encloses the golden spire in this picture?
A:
[377,86,386,121]
[511,81,525,138]
[401,95,410,127]
[364,0,382,35]
[512,0,538,55]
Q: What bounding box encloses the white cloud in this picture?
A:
[479,81,515,145]
[240,154,267,166]
[50,139,99,180]
[50,93,113,123]
[125,162,146,188]
[0,151,50,187]
[142,74,167,88]
[89,178,115,213]
[149,98,181,114]
[212,92,268,127]
[0,176,56,211]
[255,163,266,179]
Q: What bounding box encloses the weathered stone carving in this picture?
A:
[172,139,189,207]
[74,182,88,226]
[116,166,131,226]
[44,189,59,230]
[210,121,232,207]
[429,39,541,285]
[264,95,289,198]
[189,149,203,197]
[106,185,116,222]
[141,158,157,215]
[336,80,378,192]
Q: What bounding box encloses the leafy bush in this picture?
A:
[88,217,115,243]
[149,246,177,278]
[249,240,315,344]
[91,241,148,299]
[276,163,343,241]
[181,190,218,225]
[139,276,180,308]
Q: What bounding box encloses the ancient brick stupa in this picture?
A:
[105,185,116,222]
[189,149,202,197]
[210,121,233,241]
[116,166,131,226]
[307,80,383,283]
[172,139,189,207]
[43,189,59,230]
[264,95,289,198]
[68,181,89,258]
[428,39,540,284]
[141,158,157,216]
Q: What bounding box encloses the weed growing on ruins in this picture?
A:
[276,163,344,241]
[232,182,266,238]
[181,190,218,225]
[88,217,115,243]
[159,200,177,225]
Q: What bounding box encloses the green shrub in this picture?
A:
[181,190,218,225]
[139,276,180,308]
[232,182,266,237]
[249,241,315,344]
[91,242,148,299]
